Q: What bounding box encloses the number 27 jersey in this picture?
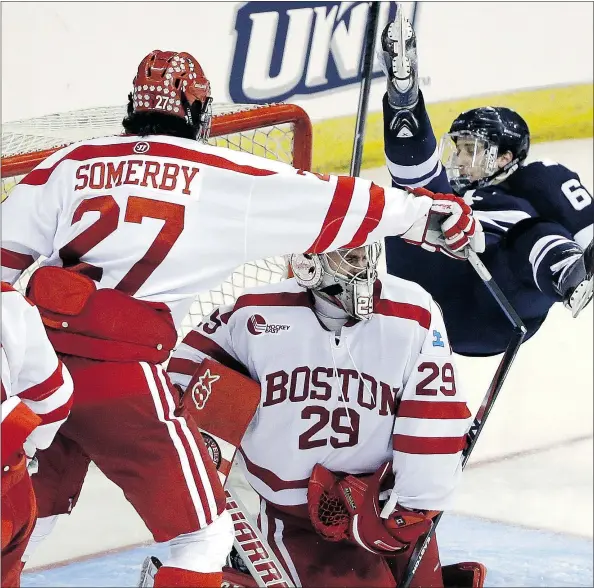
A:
[1,134,434,328]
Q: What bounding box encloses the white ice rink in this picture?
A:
[22,139,593,586]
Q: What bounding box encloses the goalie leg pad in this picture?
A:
[221,567,259,588]
[385,532,444,588]
[262,499,396,587]
[442,562,487,588]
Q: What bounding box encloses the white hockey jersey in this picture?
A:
[1,283,74,463]
[168,276,472,511]
[2,134,436,327]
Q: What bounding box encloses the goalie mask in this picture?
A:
[289,243,381,320]
[131,50,213,141]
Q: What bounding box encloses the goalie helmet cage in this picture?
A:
[1,102,312,338]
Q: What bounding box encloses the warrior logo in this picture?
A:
[191,369,220,410]
[201,432,222,469]
[247,314,291,336]
[133,141,150,154]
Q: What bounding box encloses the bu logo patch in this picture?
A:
[191,369,220,409]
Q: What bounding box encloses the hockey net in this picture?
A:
[1,102,312,338]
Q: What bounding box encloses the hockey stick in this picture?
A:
[410,1,420,30]
[350,1,381,177]
[225,488,296,588]
[397,251,527,588]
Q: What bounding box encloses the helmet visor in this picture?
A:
[439,132,499,191]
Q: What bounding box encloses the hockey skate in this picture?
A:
[379,7,419,137]
[137,554,257,588]
[554,239,594,317]
[137,556,161,587]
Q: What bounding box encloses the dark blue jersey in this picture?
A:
[504,160,593,247]
[383,93,591,356]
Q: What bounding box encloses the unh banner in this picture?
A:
[230,1,400,104]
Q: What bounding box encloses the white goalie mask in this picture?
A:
[289,243,382,320]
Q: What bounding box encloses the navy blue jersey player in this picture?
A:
[378,10,593,356]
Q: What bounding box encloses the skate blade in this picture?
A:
[387,13,413,87]
[571,277,593,318]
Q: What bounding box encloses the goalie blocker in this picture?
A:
[178,358,262,487]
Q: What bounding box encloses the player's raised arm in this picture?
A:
[243,169,484,263]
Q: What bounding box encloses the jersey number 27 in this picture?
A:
[59,195,184,295]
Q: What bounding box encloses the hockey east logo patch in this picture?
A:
[247,314,291,336]
[190,369,220,410]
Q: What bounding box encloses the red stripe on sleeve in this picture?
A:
[341,182,386,248]
[398,400,471,420]
[18,362,64,402]
[305,176,356,253]
[1,248,35,270]
[36,394,73,426]
[375,299,431,329]
[180,331,250,377]
[393,434,466,454]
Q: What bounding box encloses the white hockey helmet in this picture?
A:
[289,243,382,320]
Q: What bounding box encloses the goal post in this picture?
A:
[1,102,313,337]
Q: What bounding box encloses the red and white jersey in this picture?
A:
[1,283,74,463]
[1,134,434,327]
[168,276,472,511]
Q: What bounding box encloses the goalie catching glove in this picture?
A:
[401,187,485,259]
[307,462,438,557]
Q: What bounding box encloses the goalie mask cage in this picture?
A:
[1,102,312,338]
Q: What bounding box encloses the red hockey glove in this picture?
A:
[308,462,436,556]
[401,187,485,259]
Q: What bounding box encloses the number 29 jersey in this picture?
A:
[168,276,472,512]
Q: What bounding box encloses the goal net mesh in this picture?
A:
[1,102,312,339]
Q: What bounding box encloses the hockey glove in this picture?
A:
[401,187,485,259]
[308,462,436,556]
